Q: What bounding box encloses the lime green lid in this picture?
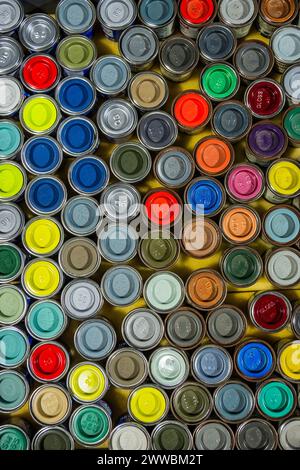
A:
[0,426,29,450]
[284,107,300,142]
[71,406,110,445]
[202,64,238,100]
[258,381,295,419]
[58,36,96,70]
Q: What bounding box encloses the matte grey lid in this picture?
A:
[237,420,277,450]
[234,41,271,79]
[90,55,131,95]
[207,306,246,345]
[62,279,103,320]
[155,149,193,187]
[101,265,142,306]
[120,26,159,65]
[283,65,300,101]
[61,196,101,236]
[122,308,164,350]
[0,0,24,33]
[279,418,300,450]
[160,36,198,73]
[194,422,233,450]
[271,26,300,64]
[98,0,137,29]
[74,319,116,360]
[56,0,96,34]
[219,0,256,26]
[97,99,138,139]
[19,14,60,52]
[166,309,204,348]
[0,37,24,75]
[110,423,150,450]
[98,223,138,263]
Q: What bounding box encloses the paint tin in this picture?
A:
[246,121,288,166]
[151,421,193,450]
[200,62,240,102]
[186,269,227,311]
[212,100,252,142]
[236,419,277,450]
[109,423,151,450]
[122,308,164,351]
[0,285,27,326]
[220,246,263,287]
[258,0,298,37]
[56,0,96,36]
[149,347,189,389]
[266,159,300,202]
[225,163,265,203]
[265,247,300,287]
[69,404,111,446]
[171,382,213,424]
[0,242,24,283]
[181,218,222,259]
[25,299,67,341]
[68,156,109,196]
[106,348,148,388]
[19,95,61,135]
[61,279,103,320]
[172,90,212,133]
[0,326,29,369]
[206,305,247,347]
[61,195,101,236]
[262,205,300,246]
[143,188,182,226]
[100,183,140,221]
[55,76,96,115]
[128,385,169,426]
[185,177,226,216]
[56,35,97,76]
[154,147,195,188]
[97,0,137,41]
[74,319,117,361]
[110,142,151,183]
[197,23,237,63]
[245,78,285,119]
[292,302,300,338]
[32,426,74,450]
[0,0,24,35]
[279,418,300,450]
[0,370,29,413]
[0,203,24,241]
[256,378,297,421]
[97,99,138,143]
[159,35,199,82]
[219,0,258,38]
[101,265,142,306]
[0,162,24,204]
[194,136,234,176]
[22,258,63,299]
[0,424,30,450]
[234,339,276,382]
[144,271,185,314]
[28,341,69,383]
[58,237,101,278]
[0,37,24,76]
[282,64,300,105]
[119,26,159,71]
[90,55,131,96]
[0,120,23,160]
[220,205,261,245]
[249,290,292,332]
[278,340,300,382]
[194,420,234,450]
[97,223,138,263]
[139,231,180,270]
[25,176,67,216]
[138,0,177,39]
[67,362,109,404]
[165,308,206,350]
[21,136,63,175]
[192,345,233,387]
[0,76,24,117]
[29,384,72,426]
[19,14,60,53]
[178,0,217,39]
[271,25,300,73]
[137,111,178,151]
[23,216,64,257]
[57,116,99,156]
[214,381,255,423]
[20,54,61,94]
[128,71,169,112]
[233,40,274,82]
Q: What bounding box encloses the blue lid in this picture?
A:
[27,177,66,215]
[22,136,62,174]
[0,121,22,159]
[139,0,174,26]
[101,266,142,306]
[62,196,101,235]
[27,301,66,340]
[264,208,300,245]
[193,346,232,386]
[58,117,97,156]
[213,103,250,139]
[69,156,109,195]
[75,319,116,360]
[57,77,96,114]
[215,382,254,422]
[91,56,130,95]
[98,224,138,263]
[186,178,224,215]
[236,342,274,380]
[57,0,95,34]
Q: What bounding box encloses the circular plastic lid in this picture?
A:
[24,218,62,255]
[264,207,300,244]
[0,243,22,281]
[150,348,188,388]
[155,147,194,187]
[207,306,246,346]
[0,286,26,325]
[0,203,23,241]
[248,122,286,158]
[144,190,181,225]
[58,117,97,156]
[97,99,137,138]
[202,64,238,100]
[0,370,28,411]
[144,272,184,313]
[122,308,164,350]
[19,14,59,52]
[198,24,236,61]
[20,96,59,134]
[173,92,210,128]
[98,224,138,263]
[23,259,61,298]
[186,269,226,310]
[62,196,100,236]
[29,342,67,381]
[0,327,28,367]
[22,55,59,91]
[180,0,215,24]
[57,0,96,33]
[279,341,300,381]
[110,143,151,183]
[75,320,116,360]
[192,345,232,385]
[234,41,272,80]
[129,386,167,424]
[139,0,175,25]
[267,249,300,287]
[246,80,284,117]
[0,425,28,450]
[101,266,142,306]
[279,418,300,449]
[222,247,262,286]
[110,424,150,450]
[214,382,254,422]
[195,137,233,175]
[194,421,233,450]
[213,102,251,139]
[261,0,296,22]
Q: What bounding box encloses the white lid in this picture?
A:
[0,77,22,116]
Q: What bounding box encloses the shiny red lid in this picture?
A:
[246,80,283,117]
[180,0,215,24]
[22,55,59,91]
[252,293,289,331]
[173,92,211,129]
[29,342,68,381]
[145,190,181,225]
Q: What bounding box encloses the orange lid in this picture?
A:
[195,136,233,175]
[221,206,259,244]
[173,92,211,129]
[186,269,226,309]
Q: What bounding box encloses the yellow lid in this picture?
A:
[129,386,167,424]
[68,364,106,402]
[23,259,61,297]
[25,218,61,255]
[268,161,300,196]
[21,96,58,133]
[279,342,300,381]
[0,163,24,199]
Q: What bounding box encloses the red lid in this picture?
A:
[173,92,210,129]
[180,0,215,24]
[145,190,181,225]
[246,80,283,117]
[22,55,59,91]
[252,293,289,331]
[29,342,68,381]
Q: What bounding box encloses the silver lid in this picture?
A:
[0,0,24,34]
[97,0,137,29]
[56,0,96,34]
[0,202,24,241]
[120,25,159,65]
[0,76,24,116]
[271,26,300,64]
[219,0,256,26]
[0,37,23,75]
[97,99,138,139]
[61,279,103,320]
[19,14,60,52]
[100,183,141,221]
[122,308,164,350]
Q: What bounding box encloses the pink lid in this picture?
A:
[226,164,264,201]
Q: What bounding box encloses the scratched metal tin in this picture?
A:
[97,99,138,143]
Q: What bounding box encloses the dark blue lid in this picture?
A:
[213,103,250,139]
[22,136,62,174]
[69,157,109,195]
[186,178,224,215]
[139,0,174,26]
[193,346,232,386]
[236,342,274,379]
[198,24,235,61]
[215,382,254,422]
[27,177,66,214]
[56,77,95,114]
[58,117,97,156]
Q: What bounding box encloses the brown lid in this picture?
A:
[261,0,296,22]
[59,237,100,277]
[220,206,260,244]
[30,385,70,425]
[186,269,227,310]
[129,72,168,110]
[182,218,221,258]
[106,348,148,388]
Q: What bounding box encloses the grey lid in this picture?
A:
[292,305,300,337]
[98,223,138,263]
[74,319,116,360]
[214,382,254,422]
[219,0,256,26]
[137,111,178,151]
[279,418,300,450]
[61,196,101,236]
[122,308,164,350]
[110,423,150,450]
[213,102,250,139]
[267,248,300,286]
[19,14,60,52]
[283,65,300,101]
[160,36,198,73]
[194,422,233,450]
[0,203,24,241]
[0,37,23,75]
[101,265,142,306]
[100,183,140,221]
[234,41,271,79]
[237,420,277,450]
[0,76,23,116]
[166,309,204,348]
[155,148,193,187]
[90,55,131,95]
[149,347,189,389]
[56,0,96,34]
[207,306,246,345]
[62,279,103,320]
[120,26,159,65]
[192,345,232,386]
[0,0,24,33]
[97,99,138,139]
[271,26,300,64]
[97,0,137,29]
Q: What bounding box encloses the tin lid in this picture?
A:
[0,37,23,75]
[0,76,23,116]
[0,203,23,242]
[75,319,116,360]
[171,382,212,424]
[186,269,227,310]
[271,26,300,64]
[59,237,100,278]
[207,306,246,346]
[20,95,60,135]
[32,427,74,450]
[257,380,295,419]
[213,101,251,140]
[166,309,205,349]
[155,147,194,187]
[129,385,168,425]
[139,231,179,269]
[106,348,148,388]
[26,300,66,340]
[0,243,22,282]
[260,0,296,23]
[26,177,66,216]
[186,177,225,216]
[214,382,255,422]
[62,279,102,320]
[236,420,277,450]
[61,196,101,236]
[192,345,232,386]
[221,246,262,286]
[236,341,274,379]
[21,136,62,175]
[58,117,98,157]
[194,421,234,450]
[120,26,158,65]
[219,0,256,26]
[57,36,96,71]
[70,405,110,445]
[279,419,300,449]
[98,224,138,263]
[264,206,300,245]
[98,0,137,29]
[90,56,131,95]
[24,217,62,256]
[101,265,142,306]
[195,137,234,175]
[19,14,60,52]
[129,72,168,111]
[201,63,239,101]
[226,164,264,201]
[250,291,291,331]
[0,120,23,159]
[144,272,185,314]
[267,248,300,287]
[100,183,140,221]
[179,0,215,25]
[30,384,70,425]
[279,341,300,381]
[139,0,175,26]
[173,91,211,129]
[267,160,300,197]
[22,55,59,92]
[138,111,178,150]
[220,205,260,243]
[0,162,26,201]
[0,285,26,326]
[248,122,286,159]
[234,41,273,80]
[110,142,151,183]
[22,259,61,299]
[122,308,164,350]
[198,24,236,61]
[29,342,68,381]
[144,189,181,225]
[97,99,138,139]
[160,36,198,75]
[69,156,109,195]
[110,423,150,450]
[56,0,96,34]
[56,77,96,115]
[245,79,285,118]
[0,370,28,412]
[0,327,28,367]
[68,363,108,403]
[149,347,189,389]
[283,64,300,102]
[182,218,221,258]
[152,421,192,450]
[0,425,29,450]
[0,0,24,34]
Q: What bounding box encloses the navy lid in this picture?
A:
[192,346,232,386]
[57,117,98,156]
[236,342,274,379]
[186,178,224,215]
[198,24,236,61]
[56,77,96,114]
[22,136,62,174]
[69,156,109,195]
[27,177,66,215]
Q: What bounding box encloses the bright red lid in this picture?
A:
[29,342,68,381]
[145,190,181,225]
[173,92,211,129]
[252,293,288,331]
[22,55,59,91]
[246,80,283,116]
[180,0,215,24]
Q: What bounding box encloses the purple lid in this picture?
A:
[248,123,286,158]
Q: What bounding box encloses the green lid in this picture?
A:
[258,381,295,419]
[202,64,238,100]
[0,426,29,450]
[111,143,151,183]
[0,328,28,367]
[222,248,262,287]
[0,371,28,412]
[284,107,300,142]
[0,244,22,281]
[36,430,73,450]
[27,301,65,340]
[58,36,96,70]
[0,122,22,159]
[140,233,179,269]
[0,286,26,325]
[153,423,191,450]
[71,406,110,445]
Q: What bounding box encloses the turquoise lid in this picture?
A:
[26,300,66,340]
[0,327,28,367]
[258,381,295,419]
[264,207,300,245]
[71,405,110,445]
[0,121,22,159]
[0,370,28,411]
[0,425,29,450]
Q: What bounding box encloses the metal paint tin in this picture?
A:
[159,35,199,82]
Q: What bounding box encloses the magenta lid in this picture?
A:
[226,164,264,201]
